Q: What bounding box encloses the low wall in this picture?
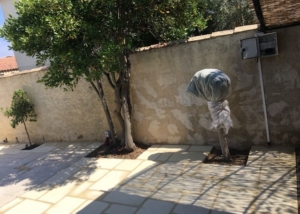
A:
[0,68,117,144]
[1,24,300,148]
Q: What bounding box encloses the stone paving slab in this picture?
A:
[4,199,51,214]
[0,143,297,214]
[104,204,137,214]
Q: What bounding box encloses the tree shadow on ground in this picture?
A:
[0,142,98,202]
[76,147,297,214]
[0,144,296,213]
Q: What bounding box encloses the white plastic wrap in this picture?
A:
[186,69,231,101]
[187,69,233,134]
[207,100,233,134]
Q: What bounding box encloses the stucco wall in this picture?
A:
[0,68,117,143]
[130,24,300,148]
[1,24,300,148]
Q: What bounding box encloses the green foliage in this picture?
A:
[200,0,255,34]
[2,90,37,129]
[0,0,206,89]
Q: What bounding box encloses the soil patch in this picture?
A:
[295,149,300,213]
[21,143,41,150]
[204,147,250,165]
[85,142,150,159]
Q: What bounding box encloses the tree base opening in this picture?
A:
[21,143,41,150]
[204,147,250,165]
[85,142,150,159]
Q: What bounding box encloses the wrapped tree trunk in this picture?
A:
[217,125,230,160]
[187,69,233,160]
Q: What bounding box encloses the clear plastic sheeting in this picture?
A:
[208,100,233,134]
[187,69,233,133]
[186,69,231,102]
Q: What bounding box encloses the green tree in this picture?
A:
[0,0,206,151]
[2,90,37,145]
[199,0,255,35]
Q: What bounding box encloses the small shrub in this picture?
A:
[2,90,37,145]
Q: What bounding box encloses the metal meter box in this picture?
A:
[240,32,278,60]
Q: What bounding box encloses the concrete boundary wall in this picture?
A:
[0,67,117,144]
[1,24,300,148]
[130,24,300,148]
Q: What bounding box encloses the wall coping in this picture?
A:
[133,24,259,53]
[0,66,48,79]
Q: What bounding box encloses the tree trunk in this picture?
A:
[122,92,135,151]
[217,125,230,160]
[113,52,136,151]
[23,120,32,146]
[95,80,117,145]
[114,85,125,146]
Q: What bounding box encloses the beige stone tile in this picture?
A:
[87,169,109,182]
[38,182,77,203]
[195,164,229,179]
[150,190,182,203]
[104,204,137,214]
[147,145,161,151]
[250,198,297,214]
[212,197,256,214]
[136,199,175,214]
[114,159,142,171]
[20,189,48,200]
[69,182,93,197]
[0,198,23,213]
[128,160,159,178]
[160,176,205,194]
[45,196,86,214]
[167,152,206,162]
[137,151,161,160]
[259,167,296,182]
[69,182,106,201]
[156,145,189,152]
[103,189,148,207]
[94,159,123,169]
[156,152,173,162]
[89,170,129,191]
[77,189,106,201]
[188,145,213,152]
[156,162,188,175]
[4,199,51,214]
[71,158,96,168]
[72,200,109,214]
[72,168,93,181]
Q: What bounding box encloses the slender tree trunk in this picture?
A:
[94,80,117,145]
[121,82,135,151]
[122,55,136,151]
[23,120,31,146]
[114,85,125,146]
[217,125,230,160]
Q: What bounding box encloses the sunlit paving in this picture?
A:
[0,143,296,214]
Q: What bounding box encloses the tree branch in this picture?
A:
[89,80,100,96]
[104,72,115,89]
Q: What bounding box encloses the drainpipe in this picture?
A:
[257,56,271,145]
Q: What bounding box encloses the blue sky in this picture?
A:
[0,5,14,58]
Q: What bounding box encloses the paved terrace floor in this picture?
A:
[0,142,297,214]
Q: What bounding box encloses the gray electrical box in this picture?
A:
[240,32,278,60]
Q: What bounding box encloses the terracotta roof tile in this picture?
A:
[0,56,18,72]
